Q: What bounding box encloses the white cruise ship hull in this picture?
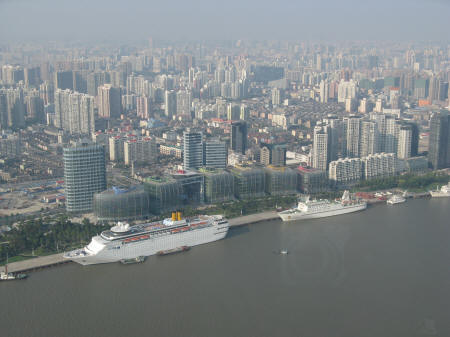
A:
[278,203,366,222]
[430,191,450,198]
[65,222,228,266]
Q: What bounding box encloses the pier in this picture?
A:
[2,253,70,274]
[228,211,279,227]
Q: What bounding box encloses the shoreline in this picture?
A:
[0,193,438,274]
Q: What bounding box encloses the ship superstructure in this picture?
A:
[64,212,229,265]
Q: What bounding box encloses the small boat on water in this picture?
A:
[157,246,190,256]
[387,194,406,205]
[0,271,27,281]
[120,256,146,265]
[279,250,289,255]
[0,253,28,281]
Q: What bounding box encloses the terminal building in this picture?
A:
[93,186,152,222]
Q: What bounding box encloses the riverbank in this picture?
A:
[2,211,281,274]
[1,193,442,275]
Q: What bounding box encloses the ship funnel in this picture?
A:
[171,212,176,221]
[177,211,182,221]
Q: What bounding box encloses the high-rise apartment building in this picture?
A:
[54,89,95,135]
[329,157,362,187]
[312,125,330,171]
[124,137,157,166]
[164,90,176,119]
[98,84,122,118]
[63,141,106,213]
[362,153,396,180]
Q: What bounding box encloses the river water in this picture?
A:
[1,198,449,337]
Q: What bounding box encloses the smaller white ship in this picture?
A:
[430,183,450,198]
[387,194,406,205]
[278,190,367,221]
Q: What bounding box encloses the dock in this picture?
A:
[228,211,279,227]
[2,253,70,274]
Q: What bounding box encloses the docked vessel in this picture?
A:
[387,194,406,205]
[157,246,190,256]
[430,183,450,198]
[278,191,367,222]
[0,271,28,281]
[64,212,229,265]
[120,256,146,265]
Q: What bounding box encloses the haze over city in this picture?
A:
[1,0,450,42]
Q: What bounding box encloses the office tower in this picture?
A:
[272,145,287,167]
[54,89,95,135]
[312,125,331,171]
[428,112,450,169]
[428,76,440,102]
[329,158,362,186]
[203,140,227,169]
[272,88,282,106]
[164,90,176,119]
[73,71,87,93]
[319,80,328,103]
[24,67,41,87]
[98,84,122,118]
[176,89,191,117]
[124,137,157,166]
[231,121,247,155]
[183,130,203,170]
[63,141,106,213]
[227,104,240,121]
[363,153,396,180]
[54,71,73,90]
[359,120,379,158]
[346,116,361,158]
[397,126,413,159]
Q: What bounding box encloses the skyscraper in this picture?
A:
[164,90,176,119]
[312,125,330,171]
[397,125,413,159]
[359,120,379,158]
[346,116,361,158]
[231,121,247,155]
[183,130,203,170]
[63,141,106,213]
[428,112,450,169]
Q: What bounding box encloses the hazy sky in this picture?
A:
[0,0,449,43]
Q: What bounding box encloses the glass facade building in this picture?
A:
[93,186,151,221]
[63,141,106,213]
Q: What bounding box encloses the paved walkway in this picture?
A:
[228,211,279,227]
[3,253,67,273]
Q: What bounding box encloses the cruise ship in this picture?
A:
[430,183,450,198]
[278,191,367,222]
[64,212,229,265]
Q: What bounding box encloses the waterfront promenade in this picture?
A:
[2,253,67,273]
